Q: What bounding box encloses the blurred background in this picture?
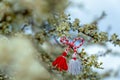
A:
[0,0,120,80]
[66,0,120,80]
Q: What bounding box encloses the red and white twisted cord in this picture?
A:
[60,36,84,53]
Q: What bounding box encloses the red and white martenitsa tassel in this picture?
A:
[68,52,82,75]
[52,36,84,72]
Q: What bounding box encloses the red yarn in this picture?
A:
[52,51,68,71]
[62,51,67,57]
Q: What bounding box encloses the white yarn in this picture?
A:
[68,56,82,75]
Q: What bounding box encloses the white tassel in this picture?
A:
[68,53,82,75]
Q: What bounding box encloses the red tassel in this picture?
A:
[52,51,68,71]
